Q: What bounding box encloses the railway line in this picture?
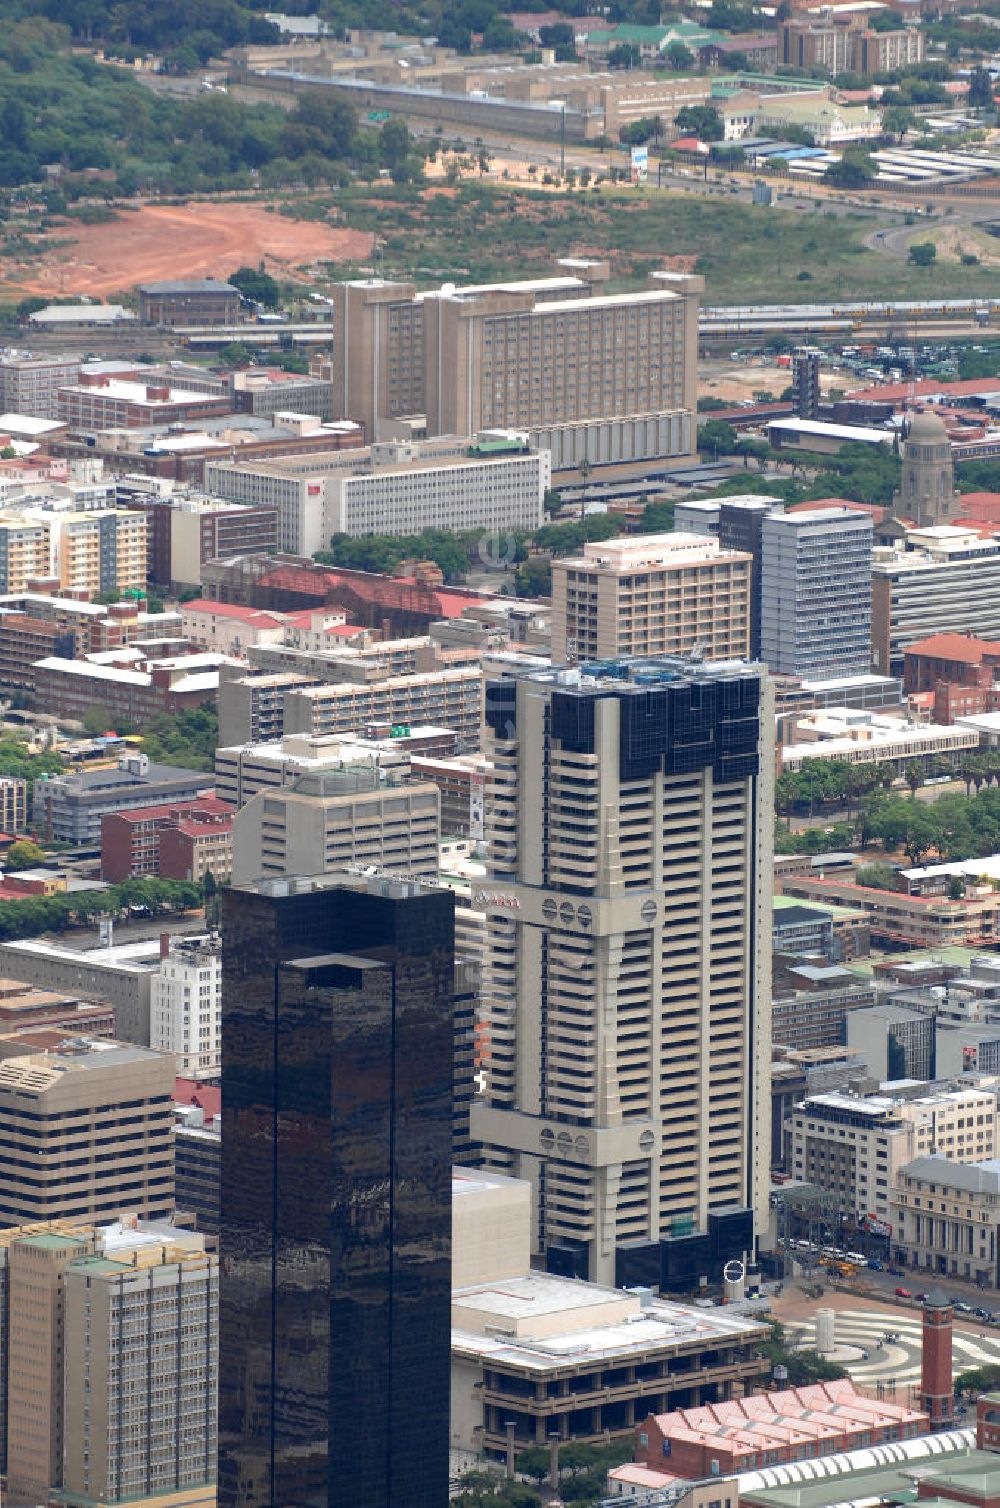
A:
[11,298,996,359]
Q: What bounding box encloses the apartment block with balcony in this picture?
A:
[281,664,484,749]
[60,1225,218,1507]
[550,532,751,665]
[472,655,774,1287]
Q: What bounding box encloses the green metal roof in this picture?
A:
[17,1232,90,1251]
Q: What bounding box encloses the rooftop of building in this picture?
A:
[38,758,210,793]
[768,418,895,445]
[0,1037,166,1091]
[58,377,225,406]
[905,631,1000,661]
[181,598,287,628]
[138,278,238,294]
[737,1431,979,1506]
[899,1153,1000,1192]
[105,795,232,826]
[496,653,762,698]
[175,1077,221,1119]
[559,531,751,570]
[647,1379,926,1451]
[901,852,1000,884]
[451,1271,767,1374]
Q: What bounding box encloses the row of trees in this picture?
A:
[0,875,201,944]
[778,759,1000,869]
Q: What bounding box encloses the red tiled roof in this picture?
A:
[903,631,1000,663]
[182,599,285,628]
[171,815,232,838]
[848,377,1000,403]
[324,623,366,637]
[260,563,488,620]
[175,1077,221,1118]
[105,795,229,827]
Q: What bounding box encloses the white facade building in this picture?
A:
[204,433,548,555]
[150,935,221,1078]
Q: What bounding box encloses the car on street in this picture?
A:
[895,1286,912,1298]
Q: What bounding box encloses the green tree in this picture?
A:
[904,760,924,797]
[674,103,724,141]
[665,40,694,69]
[608,42,642,67]
[908,240,937,267]
[698,419,739,456]
[882,105,914,141]
[968,66,995,111]
[5,839,46,869]
[229,265,280,309]
[379,118,411,174]
[825,146,877,188]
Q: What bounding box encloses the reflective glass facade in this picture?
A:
[218,875,455,1508]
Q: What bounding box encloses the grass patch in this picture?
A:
[320,181,1000,304]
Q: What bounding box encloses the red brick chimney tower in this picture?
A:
[921,1288,954,1426]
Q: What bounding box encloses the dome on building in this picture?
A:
[906,410,949,445]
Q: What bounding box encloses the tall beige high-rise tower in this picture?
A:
[62,1223,218,1506]
[2,1219,217,1508]
[5,1228,93,1508]
[550,532,752,666]
[471,656,774,1288]
[328,267,701,465]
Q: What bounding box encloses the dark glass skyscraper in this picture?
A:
[218,872,455,1508]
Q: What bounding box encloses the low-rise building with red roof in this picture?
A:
[633,1381,928,1482]
[180,597,287,656]
[904,630,1000,722]
[101,795,233,883]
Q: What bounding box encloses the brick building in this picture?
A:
[101,796,233,883]
[32,650,241,727]
[57,374,232,429]
[138,279,242,327]
[903,631,1000,723]
[634,1382,928,1482]
[122,493,280,591]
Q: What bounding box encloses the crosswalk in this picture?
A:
[784,1309,1000,1388]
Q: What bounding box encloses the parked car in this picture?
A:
[895,1286,912,1298]
[868,1259,885,1271]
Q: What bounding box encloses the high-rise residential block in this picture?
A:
[760,507,874,680]
[0,1039,174,1227]
[329,269,701,466]
[2,1219,215,1508]
[472,656,774,1287]
[231,766,441,886]
[550,533,751,666]
[61,1223,218,1506]
[219,872,455,1508]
